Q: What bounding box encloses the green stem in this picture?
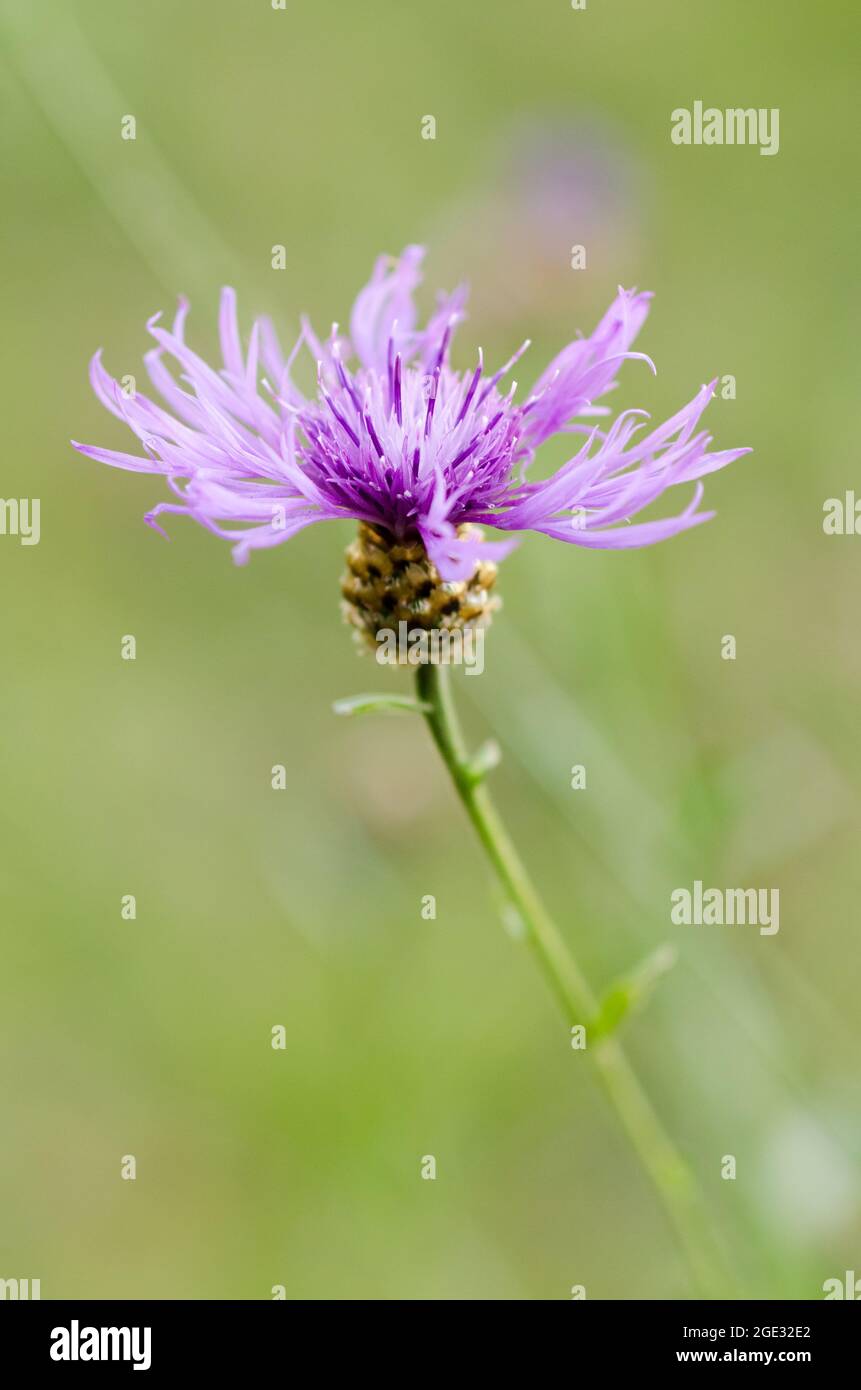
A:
[416,661,734,1298]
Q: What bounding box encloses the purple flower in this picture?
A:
[73,246,749,581]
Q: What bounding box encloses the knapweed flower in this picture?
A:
[74,246,748,642]
[73,253,750,1277]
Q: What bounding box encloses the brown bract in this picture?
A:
[341,521,499,653]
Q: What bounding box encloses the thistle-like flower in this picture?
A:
[74,245,749,640]
[72,248,749,1285]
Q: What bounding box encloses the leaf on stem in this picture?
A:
[464,738,502,786]
[589,943,678,1044]
[332,692,432,718]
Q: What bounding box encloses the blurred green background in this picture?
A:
[1,0,859,1300]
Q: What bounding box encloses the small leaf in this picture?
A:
[589,943,678,1044]
[332,692,432,718]
[464,739,502,785]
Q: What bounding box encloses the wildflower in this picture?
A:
[74,246,749,638]
[72,248,749,1287]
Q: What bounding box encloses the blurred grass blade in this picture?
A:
[0,0,249,297]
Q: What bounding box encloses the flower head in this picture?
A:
[74,246,749,583]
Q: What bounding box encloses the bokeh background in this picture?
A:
[1,0,859,1300]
